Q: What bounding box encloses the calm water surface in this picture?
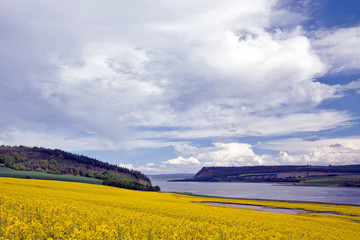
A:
[152,180,360,205]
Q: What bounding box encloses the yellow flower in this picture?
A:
[0,177,359,240]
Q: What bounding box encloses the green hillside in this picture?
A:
[0,145,159,191]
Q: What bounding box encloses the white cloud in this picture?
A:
[118,163,135,170]
[334,80,360,92]
[174,143,202,157]
[274,145,360,166]
[0,0,359,168]
[137,158,201,174]
[259,137,360,153]
[139,142,269,174]
[163,156,200,166]
[2,1,338,134]
[259,137,360,165]
[312,27,360,73]
[197,142,266,166]
[0,128,116,152]
[135,110,353,141]
[0,128,178,152]
[138,139,360,174]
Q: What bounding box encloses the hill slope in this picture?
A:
[0,165,103,184]
[0,145,159,191]
[177,165,360,187]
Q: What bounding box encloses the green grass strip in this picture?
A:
[0,165,102,184]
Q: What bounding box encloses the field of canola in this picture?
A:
[1,177,360,239]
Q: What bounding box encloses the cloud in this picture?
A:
[259,137,360,165]
[173,143,202,157]
[302,136,320,142]
[0,0,359,168]
[118,163,135,170]
[335,80,360,91]
[137,156,200,174]
[329,143,342,148]
[139,142,270,173]
[259,137,360,153]
[0,129,116,152]
[138,138,360,174]
[163,156,200,166]
[312,27,360,73]
[197,142,266,166]
[0,128,179,152]
[274,144,360,166]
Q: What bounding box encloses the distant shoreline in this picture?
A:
[168,179,360,188]
[170,165,360,188]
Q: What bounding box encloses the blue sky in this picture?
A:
[1,0,360,174]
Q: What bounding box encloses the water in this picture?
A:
[152,180,360,205]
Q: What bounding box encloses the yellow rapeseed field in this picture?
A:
[1,177,360,239]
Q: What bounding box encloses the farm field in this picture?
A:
[0,165,102,185]
[297,175,360,187]
[1,177,360,239]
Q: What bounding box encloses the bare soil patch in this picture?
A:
[204,202,334,215]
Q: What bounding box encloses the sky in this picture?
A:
[1,0,360,174]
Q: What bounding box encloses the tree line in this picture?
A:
[0,145,160,191]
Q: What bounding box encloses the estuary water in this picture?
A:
[152,179,360,205]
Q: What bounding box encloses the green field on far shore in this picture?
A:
[297,175,360,187]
